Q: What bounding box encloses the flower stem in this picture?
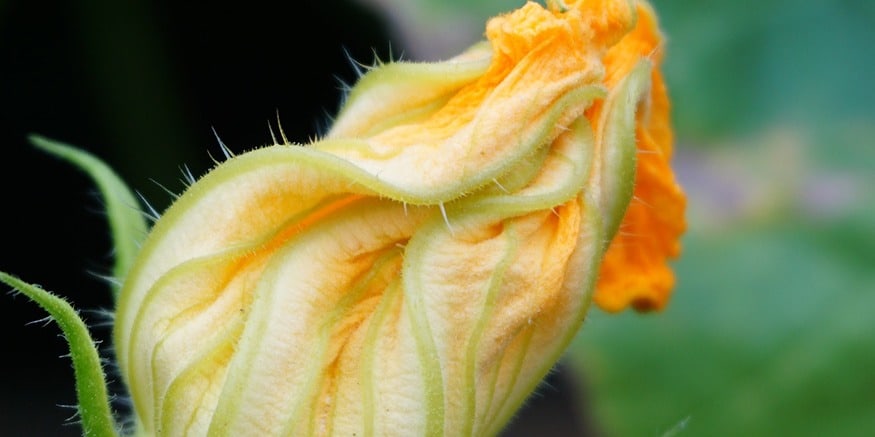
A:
[1,272,118,437]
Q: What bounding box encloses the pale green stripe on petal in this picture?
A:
[329,43,492,139]
[323,86,605,204]
[360,277,404,437]
[403,206,584,435]
[402,256,447,437]
[461,221,521,436]
[487,202,603,435]
[205,200,433,436]
[397,110,597,434]
[481,320,537,434]
[456,115,595,216]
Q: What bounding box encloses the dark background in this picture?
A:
[0,1,589,435]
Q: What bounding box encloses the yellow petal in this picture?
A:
[113,1,684,434]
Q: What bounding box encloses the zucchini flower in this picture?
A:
[3,0,684,436]
[113,1,684,434]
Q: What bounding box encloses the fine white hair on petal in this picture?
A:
[212,126,235,160]
[439,201,454,235]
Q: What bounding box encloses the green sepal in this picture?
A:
[595,60,652,242]
[0,272,118,437]
[29,135,147,297]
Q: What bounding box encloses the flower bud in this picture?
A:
[114,1,684,435]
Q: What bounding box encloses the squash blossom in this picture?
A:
[2,0,685,436]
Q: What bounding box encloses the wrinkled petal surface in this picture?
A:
[114,1,685,435]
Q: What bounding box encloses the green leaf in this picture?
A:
[567,219,875,436]
[650,0,875,137]
[0,272,118,437]
[29,134,147,297]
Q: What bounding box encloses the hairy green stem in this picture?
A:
[1,272,118,437]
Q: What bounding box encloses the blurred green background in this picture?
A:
[2,0,873,435]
